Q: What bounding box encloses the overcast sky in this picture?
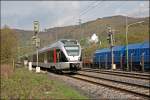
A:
[1,1,149,30]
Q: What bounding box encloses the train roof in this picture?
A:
[95,45,125,53]
[33,39,79,54]
[128,41,149,49]
[95,41,149,54]
[141,42,149,48]
[113,45,125,51]
[95,48,110,53]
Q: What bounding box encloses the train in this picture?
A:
[93,41,150,71]
[25,39,82,73]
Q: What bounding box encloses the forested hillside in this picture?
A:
[6,15,149,58]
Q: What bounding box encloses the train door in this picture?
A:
[44,52,47,64]
[56,49,61,69]
[53,48,57,64]
[56,49,61,62]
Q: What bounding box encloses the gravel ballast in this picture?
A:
[47,72,147,99]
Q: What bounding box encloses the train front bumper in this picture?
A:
[57,62,82,71]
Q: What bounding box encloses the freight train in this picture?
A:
[26,39,82,73]
[93,41,150,71]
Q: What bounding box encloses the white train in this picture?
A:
[28,39,82,73]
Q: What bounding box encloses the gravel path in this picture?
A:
[47,72,148,99]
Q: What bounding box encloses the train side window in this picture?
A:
[47,51,50,62]
[47,50,53,62]
[39,52,44,62]
[44,52,47,63]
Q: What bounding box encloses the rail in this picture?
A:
[81,68,150,80]
[66,74,150,99]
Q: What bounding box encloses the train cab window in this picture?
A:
[65,45,79,56]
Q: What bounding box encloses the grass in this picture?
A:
[1,67,87,99]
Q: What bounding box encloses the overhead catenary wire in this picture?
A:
[79,1,103,18]
[79,1,99,17]
[67,1,99,33]
[68,1,104,35]
[62,1,98,29]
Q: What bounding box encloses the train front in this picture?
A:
[62,39,82,72]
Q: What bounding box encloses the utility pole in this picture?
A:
[125,15,144,72]
[107,26,115,70]
[33,21,40,73]
[125,16,129,71]
[79,18,82,36]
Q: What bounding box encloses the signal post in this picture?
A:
[33,21,40,73]
[107,26,116,70]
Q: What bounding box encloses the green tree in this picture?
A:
[0,26,18,64]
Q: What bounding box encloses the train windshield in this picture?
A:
[65,45,79,56]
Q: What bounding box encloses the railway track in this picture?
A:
[67,73,150,99]
[77,72,150,89]
[82,68,150,77]
[82,68,150,80]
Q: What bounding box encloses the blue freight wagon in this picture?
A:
[93,41,150,71]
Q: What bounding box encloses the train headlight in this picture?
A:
[68,58,70,61]
[78,57,80,61]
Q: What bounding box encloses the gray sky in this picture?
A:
[1,1,149,30]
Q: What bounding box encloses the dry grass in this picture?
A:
[0,64,14,79]
[1,67,87,99]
